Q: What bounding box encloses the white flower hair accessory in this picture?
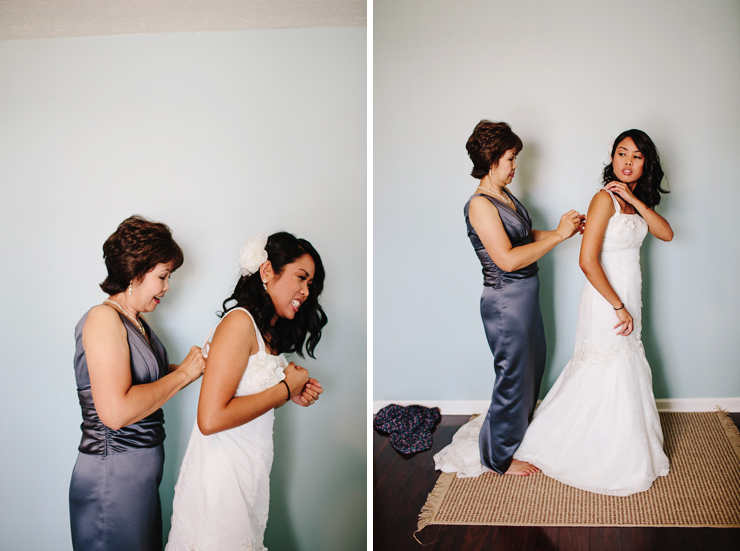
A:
[239,232,268,276]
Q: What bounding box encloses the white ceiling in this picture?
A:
[0,0,366,41]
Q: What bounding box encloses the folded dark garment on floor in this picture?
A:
[373,404,441,455]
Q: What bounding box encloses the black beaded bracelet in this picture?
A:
[614,302,625,311]
[280,380,291,401]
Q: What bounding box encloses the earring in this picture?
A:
[128,283,133,296]
[262,280,268,291]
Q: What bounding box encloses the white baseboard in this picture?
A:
[373,397,740,415]
[653,397,740,412]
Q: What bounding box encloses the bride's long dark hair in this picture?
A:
[602,129,669,209]
[220,232,327,358]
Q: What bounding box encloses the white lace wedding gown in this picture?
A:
[166,308,288,550]
[435,190,669,496]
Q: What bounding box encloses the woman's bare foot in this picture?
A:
[505,459,538,476]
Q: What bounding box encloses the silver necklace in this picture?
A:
[105,299,146,336]
[476,186,512,206]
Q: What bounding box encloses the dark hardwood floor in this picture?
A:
[373,412,740,551]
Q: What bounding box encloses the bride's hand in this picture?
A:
[613,306,633,336]
[291,378,323,407]
[283,362,309,398]
[605,181,638,207]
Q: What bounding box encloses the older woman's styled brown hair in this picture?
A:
[99,215,184,295]
[466,120,523,179]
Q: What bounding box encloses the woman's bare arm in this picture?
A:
[468,195,581,272]
[84,305,204,430]
[579,190,633,336]
[196,310,309,436]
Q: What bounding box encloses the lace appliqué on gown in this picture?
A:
[237,349,286,394]
[569,336,644,373]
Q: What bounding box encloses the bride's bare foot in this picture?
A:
[505,459,538,476]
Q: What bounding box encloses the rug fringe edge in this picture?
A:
[416,472,455,534]
[716,407,740,463]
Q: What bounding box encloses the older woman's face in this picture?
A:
[132,262,173,313]
[489,148,517,187]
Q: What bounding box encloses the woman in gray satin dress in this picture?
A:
[69,216,205,551]
[464,121,583,476]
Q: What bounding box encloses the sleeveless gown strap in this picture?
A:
[603,188,621,213]
[202,307,265,358]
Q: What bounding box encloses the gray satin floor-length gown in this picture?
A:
[70,308,170,551]
[464,191,546,474]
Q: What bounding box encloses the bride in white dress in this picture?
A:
[436,129,673,496]
[166,232,327,550]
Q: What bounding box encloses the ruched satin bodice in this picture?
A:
[464,192,538,287]
[73,308,170,455]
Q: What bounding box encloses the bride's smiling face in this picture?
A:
[265,254,315,322]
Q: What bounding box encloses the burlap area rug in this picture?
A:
[418,411,740,529]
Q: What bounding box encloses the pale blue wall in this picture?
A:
[374,0,740,402]
[0,28,366,550]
